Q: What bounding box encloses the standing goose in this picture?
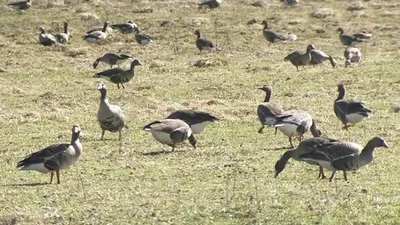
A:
[261,20,287,46]
[300,137,388,182]
[97,83,128,141]
[337,28,363,46]
[38,27,58,46]
[273,110,321,148]
[166,110,218,134]
[334,84,371,130]
[256,86,290,134]
[284,44,313,71]
[93,53,132,69]
[55,21,70,44]
[94,59,142,89]
[275,136,338,179]
[143,119,197,152]
[17,125,82,184]
[194,30,215,52]
[8,0,31,10]
[198,0,221,9]
[134,28,153,45]
[111,20,138,34]
[83,21,109,43]
[344,47,361,68]
[307,44,336,68]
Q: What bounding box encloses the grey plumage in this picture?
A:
[111,20,138,34]
[334,84,371,130]
[134,28,153,45]
[83,21,109,43]
[337,28,364,46]
[194,30,215,52]
[143,119,197,152]
[344,47,361,68]
[300,137,388,182]
[93,53,132,69]
[281,0,298,7]
[261,20,287,46]
[8,0,31,10]
[38,27,57,46]
[55,21,70,44]
[97,83,128,142]
[284,44,313,71]
[307,44,336,68]
[94,59,142,89]
[198,0,221,9]
[166,110,218,134]
[17,125,82,184]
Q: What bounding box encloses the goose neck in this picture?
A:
[336,87,345,101]
[263,91,271,102]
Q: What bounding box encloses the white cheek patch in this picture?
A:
[73,126,80,133]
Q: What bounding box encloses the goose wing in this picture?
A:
[335,100,371,117]
[95,68,125,79]
[17,143,69,169]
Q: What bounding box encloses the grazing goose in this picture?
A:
[97,83,128,141]
[194,30,215,52]
[300,137,388,182]
[307,44,336,68]
[256,86,289,134]
[143,119,197,152]
[8,0,31,10]
[111,20,138,34]
[38,27,58,46]
[284,44,312,71]
[198,0,221,9]
[55,21,70,44]
[344,47,361,68]
[281,0,298,7]
[134,28,153,45]
[275,136,339,179]
[273,110,321,148]
[334,84,371,130]
[17,125,82,184]
[83,21,109,43]
[166,110,218,134]
[93,53,132,69]
[337,28,363,46]
[261,20,287,46]
[94,59,142,89]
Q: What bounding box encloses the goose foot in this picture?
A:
[258,127,264,134]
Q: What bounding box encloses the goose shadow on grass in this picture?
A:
[141,150,185,156]
[4,182,49,187]
[265,146,293,151]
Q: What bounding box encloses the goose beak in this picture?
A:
[383,141,389,148]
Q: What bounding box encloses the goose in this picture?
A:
[55,21,70,44]
[334,84,371,130]
[273,110,321,148]
[166,110,218,134]
[143,119,197,152]
[17,125,82,184]
[344,47,361,68]
[307,44,336,68]
[97,83,128,141]
[93,53,132,69]
[353,31,372,40]
[94,59,142,89]
[194,30,215,52]
[300,137,388,182]
[274,136,339,179]
[83,21,109,43]
[337,28,363,46]
[8,0,31,10]
[256,86,290,134]
[111,20,138,34]
[261,20,287,46]
[134,28,153,45]
[281,0,298,7]
[284,44,312,71]
[38,27,58,46]
[198,0,221,9]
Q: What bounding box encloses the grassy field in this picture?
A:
[1,0,400,224]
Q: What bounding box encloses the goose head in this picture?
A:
[258,85,272,102]
[367,137,389,149]
[130,59,143,68]
[337,27,344,34]
[102,21,110,32]
[261,20,269,29]
[71,125,81,142]
[39,27,45,34]
[336,83,346,100]
[188,134,197,149]
[194,30,201,38]
[97,83,107,97]
[310,120,322,137]
[306,44,316,52]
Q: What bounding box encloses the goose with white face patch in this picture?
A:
[334,84,371,130]
[97,83,128,142]
[143,119,197,152]
[17,125,82,184]
[166,110,218,134]
[273,110,321,148]
[299,137,388,182]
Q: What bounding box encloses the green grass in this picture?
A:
[1,0,400,224]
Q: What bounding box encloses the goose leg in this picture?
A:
[117,84,120,89]
[296,66,299,72]
[289,137,294,148]
[343,171,348,181]
[121,83,125,89]
[318,166,327,179]
[50,172,54,184]
[274,127,278,135]
[329,171,336,182]
[100,129,105,140]
[258,126,264,133]
[118,130,122,141]
[56,170,60,184]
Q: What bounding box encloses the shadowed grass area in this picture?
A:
[1,0,400,224]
